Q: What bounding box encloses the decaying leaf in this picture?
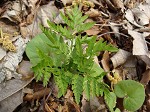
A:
[17,60,34,80]
[90,97,106,112]
[24,88,51,101]
[125,2,150,27]
[81,93,91,112]
[0,36,29,83]
[61,0,72,5]
[128,30,149,56]
[140,69,150,86]
[85,25,100,35]
[125,9,142,27]
[0,90,23,112]
[1,0,40,24]
[132,8,149,26]
[110,49,131,68]
[0,77,33,112]
[85,8,100,17]
[123,56,138,79]
[101,51,110,72]
[0,47,6,60]
[111,0,125,11]
[20,1,59,37]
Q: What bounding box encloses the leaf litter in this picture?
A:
[0,0,150,111]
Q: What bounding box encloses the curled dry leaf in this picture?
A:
[1,0,40,24]
[24,88,51,101]
[17,60,34,80]
[111,0,125,11]
[20,1,59,37]
[110,49,131,68]
[125,3,150,26]
[101,51,110,72]
[85,25,100,36]
[128,30,149,56]
[125,9,142,27]
[140,69,150,86]
[123,56,137,79]
[85,8,100,17]
[131,8,149,26]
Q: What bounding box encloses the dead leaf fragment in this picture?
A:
[81,93,91,112]
[140,69,150,86]
[101,51,110,72]
[123,56,138,79]
[85,25,100,35]
[125,9,142,27]
[128,30,149,56]
[0,78,33,102]
[64,99,80,112]
[110,49,132,68]
[0,36,29,81]
[24,88,51,101]
[85,8,100,17]
[0,90,23,112]
[17,60,33,80]
[111,0,125,11]
[61,0,72,5]
[132,8,149,26]
[20,1,59,37]
[0,47,6,60]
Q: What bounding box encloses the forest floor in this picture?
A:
[0,0,150,112]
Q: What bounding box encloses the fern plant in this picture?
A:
[25,6,145,112]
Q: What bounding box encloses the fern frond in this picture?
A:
[93,39,118,53]
[83,76,91,100]
[91,78,97,97]
[55,70,72,97]
[60,12,74,29]
[72,75,83,104]
[76,22,95,33]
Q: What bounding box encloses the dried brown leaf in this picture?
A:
[110,49,131,68]
[24,88,51,101]
[140,69,150,86]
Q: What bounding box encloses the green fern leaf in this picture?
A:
[83,76,91,100]
[76,22,95,33]
[85,36,97,56]
[90,78,97,97]
[55,70,71,97]
[72,75,83,104]
[104,92,116,112]
[93,39,118,53]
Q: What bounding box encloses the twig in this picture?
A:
[97,32,129,38]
